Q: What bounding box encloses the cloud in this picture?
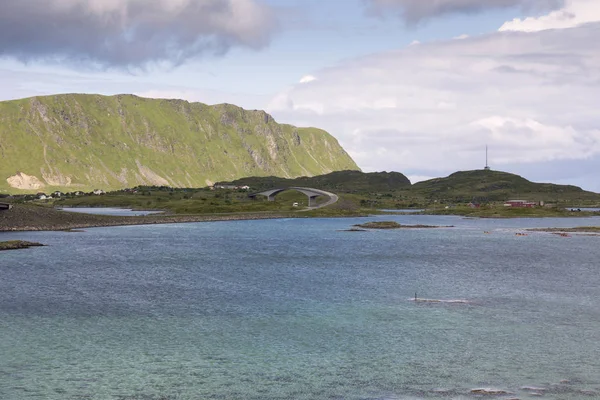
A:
[364,0,564,23]
[500,0,600,32]
[0,0,276,67]
[267,10,600,187]
[299,75,317,84]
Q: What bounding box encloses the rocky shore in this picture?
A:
[0,240,45,251]
[354,221,452,230]
[0,204,297,232]
[528,227,600,233]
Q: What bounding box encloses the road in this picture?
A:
[299,188,339,211]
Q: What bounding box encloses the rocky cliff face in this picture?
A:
[0,94,359,192]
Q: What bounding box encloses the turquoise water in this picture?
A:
[1,215,600,399]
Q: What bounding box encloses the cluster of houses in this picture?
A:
[212,185,250,190]
[35,189,106,200]
[30,185,251,200]
[462,199,545,209]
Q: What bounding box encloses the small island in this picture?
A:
[353,221,451,229]
[0,240,46,251]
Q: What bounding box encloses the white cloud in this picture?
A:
[500,0,600,32]
[267,15,600,185]
[299,75,317,84]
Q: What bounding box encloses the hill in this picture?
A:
[218,170,412,193]
[411,169,600,203]
[0,94,359,193]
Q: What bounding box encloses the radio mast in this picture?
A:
[484,145,491,170]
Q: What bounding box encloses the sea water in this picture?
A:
[1,215,600,399]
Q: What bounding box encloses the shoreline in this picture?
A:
[528,227,600,233]
[0,205,301,233]
[3,204,600,233]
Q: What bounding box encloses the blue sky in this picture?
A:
[2,0,600,191]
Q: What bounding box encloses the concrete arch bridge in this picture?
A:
[249,187,338,209]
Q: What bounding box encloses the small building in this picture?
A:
[504,200,537,208]
[468,202,481,208]
[36,192,48,200]
[52,191,64,198]
[239,186,250,190]
[93,189,106,195]
[214,185,238,190]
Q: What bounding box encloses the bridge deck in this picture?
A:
[248,187,338,209]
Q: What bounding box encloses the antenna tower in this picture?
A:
[484,145,491,170]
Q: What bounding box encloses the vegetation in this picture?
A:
[219,170,411,193]
[3,168,600,222]
[0,94,358,193]
[52,187,326,214]
[411,169,600,204]
[219,169,600,211]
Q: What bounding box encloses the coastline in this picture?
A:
[528,227,600,233]
[0,205,299,232]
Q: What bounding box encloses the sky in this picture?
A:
[1,0,600,190]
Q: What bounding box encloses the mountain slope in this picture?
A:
[0,94,359,192]
[412,169,599,202]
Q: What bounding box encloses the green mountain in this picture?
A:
[412,169,600,203]
[220,170,411,193]
[0,94,359,193]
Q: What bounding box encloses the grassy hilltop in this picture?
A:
[411,170,600,203]
[0,94,358,193]
[220,169,600,206]
[219,170,412,193]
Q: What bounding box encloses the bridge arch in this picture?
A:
[249,187,336,208]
